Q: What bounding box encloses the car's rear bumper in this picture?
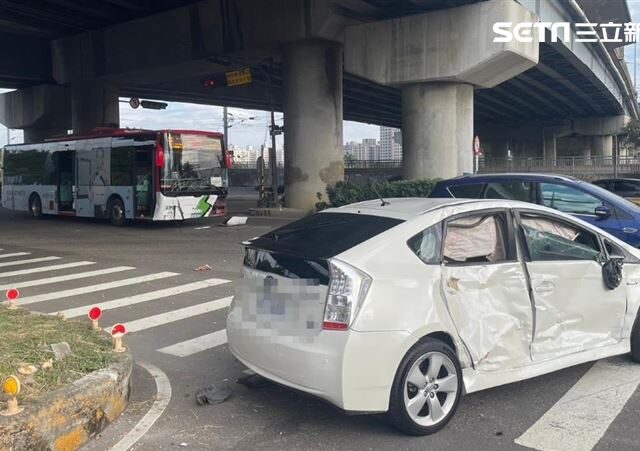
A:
[227,317,409,412]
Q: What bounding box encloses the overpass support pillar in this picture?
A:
[403,83,473,179]
[71,82,120,134]
[345,0,538,179]
[0,85,71,143]
[283,39,343,211]
[591,135,613,158]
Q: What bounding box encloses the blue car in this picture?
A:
[429,173,640,247]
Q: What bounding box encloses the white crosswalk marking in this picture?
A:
[57,278,230,318]
[0,256,61,268]
[515,357,640,451]
[0,252,30,259]
[0,266,135,290]
[113,296,233,333]
[157,329,228,357]
[19,272,179,305]
[0,261,96,278]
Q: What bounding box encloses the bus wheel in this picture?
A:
[108,197,126,226]
[29,194,43,219]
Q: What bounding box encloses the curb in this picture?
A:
[248,207,306,219]
[0,349,133,451]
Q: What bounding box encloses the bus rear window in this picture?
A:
[248,213,404,259]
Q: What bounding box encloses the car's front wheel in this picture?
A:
[388,338,462,436]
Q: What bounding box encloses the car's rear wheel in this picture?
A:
[388,338,462,436]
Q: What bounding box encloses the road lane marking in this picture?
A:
[0,266,135,290]
[58,278,230,318]
[112,296,233,333]
[19,272,179,305]
[157,329,228,357]
[0,252,30,259]
[194,226,211,230]
[515,357,640,451]
[110,360,171,451]
[0,261,96,278]
[0,256,61,268]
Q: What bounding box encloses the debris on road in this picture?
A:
[195,384,232,406]
[17,363,37,376]
[193,264,212,272]
[236,371,270,389]
[222,216,248,227]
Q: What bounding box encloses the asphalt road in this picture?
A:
[1,195,640,451]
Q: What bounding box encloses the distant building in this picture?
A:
[380,126,402,160]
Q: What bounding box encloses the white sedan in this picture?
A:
[226,198,640,435]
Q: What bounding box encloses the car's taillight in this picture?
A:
[322,259,371,331]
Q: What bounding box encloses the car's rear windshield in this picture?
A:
[247,212,404,259]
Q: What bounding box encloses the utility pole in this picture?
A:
[269,109,278,206]
[223,106,229,151]
[635,39,637,96]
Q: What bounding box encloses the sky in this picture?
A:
[3,1,640,148]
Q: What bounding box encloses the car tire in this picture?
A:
[29,194,43,219]
[388,338,463,436]
[631,314,640,363]
[108,197,127,227]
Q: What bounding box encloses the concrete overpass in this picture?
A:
[0,0,637,209]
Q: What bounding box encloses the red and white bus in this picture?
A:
[1,128,231,225]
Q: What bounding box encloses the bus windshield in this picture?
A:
[162,133,225,193]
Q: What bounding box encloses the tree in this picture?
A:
[621,119,640,149]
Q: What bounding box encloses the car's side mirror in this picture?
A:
[595,205,611,219]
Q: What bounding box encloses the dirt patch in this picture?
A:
[0,306,114,402]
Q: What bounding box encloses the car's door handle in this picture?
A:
[534,281,555,293]
[624,227,638,234]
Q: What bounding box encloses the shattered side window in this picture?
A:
[520,214,600,261]
[408,224,442,264]
[443,213,508,264]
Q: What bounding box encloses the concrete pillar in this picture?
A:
[0,85,71,143]
[402,83,473,179]
[71,82,119,134]
[591,135,613,158]
[283,39,343,211]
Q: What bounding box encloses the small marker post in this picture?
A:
[5,288,19,310]
[111,324,127,353]
[0,375,24,416]
[88,307,102,330]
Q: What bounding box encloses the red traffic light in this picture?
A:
[203,79,217,88]
[6,288,19,301]
[111,324,126,336]
[88,307,102,321]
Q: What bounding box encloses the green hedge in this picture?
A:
[319,179,440,209]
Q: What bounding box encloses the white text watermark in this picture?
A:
[493,22,640,44]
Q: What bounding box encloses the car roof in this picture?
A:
[327,198,541,220]
[439,173,577,184]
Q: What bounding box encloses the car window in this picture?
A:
[447,184,484,198]
[443,213,507,264]
[540,183,602,215]
[592,181,609,189]
[614,181,640,192]
[604,238,640,263]
[408,224,442,264]
[520,214,600,261]
[250,212,404,259]
[484,182,534,202]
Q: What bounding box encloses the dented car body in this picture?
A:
[226,198,640,435]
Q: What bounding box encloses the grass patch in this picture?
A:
[0,306,114,402]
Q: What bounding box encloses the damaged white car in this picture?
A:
[226,198,640,435]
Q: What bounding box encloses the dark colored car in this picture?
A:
[429,173,640,247]
[593,178,640,205]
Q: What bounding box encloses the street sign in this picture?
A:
[129,97,140,109]
[226,68,252,87]
[111,324,126,336]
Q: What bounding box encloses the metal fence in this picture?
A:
[478,156,640,177]
[232,159,403,170]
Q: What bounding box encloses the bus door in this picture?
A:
[134,147,153,217]
[57,150,74,212]
[75,151,92,217]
